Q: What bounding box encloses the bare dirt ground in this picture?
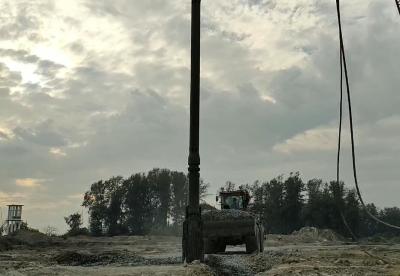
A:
[0,228,400,275]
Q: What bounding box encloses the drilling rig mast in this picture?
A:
[182,0,203,263]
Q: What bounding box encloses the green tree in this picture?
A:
[328,181,347,236]
[170,171,187,227]
[359,203,379,237]
[247,180,264,216]
[82,180,107,235]
[282,172,304,233]
[378,207,400,236]
[64,212,82,233]
[124,173,158,234]
[200,178,210,200]
[148,168,172,228]
[262,176,284,233]
[104,176,126,235]
[344,189,360,236]
[82,177,125,236]
[303,179,324,227]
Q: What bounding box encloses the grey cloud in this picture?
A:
[0,130,9,140]
[69,42,85,54]
[0,0,399,232]
[13,120,67,147]
[0,63,22,87]
[36,60,64,77]
[0,3,40,40]
[0,48,40,63]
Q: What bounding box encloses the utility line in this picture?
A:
[396,0,400,15]
[335,0,400,230]
[337,46,358,241]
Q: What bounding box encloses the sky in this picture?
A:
[0,0,399,233]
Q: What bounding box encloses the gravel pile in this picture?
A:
[207,254,254,276]
[202,209,254,221]
[206,250,291,276]
[245,250,288,273]
[292,227,345,243]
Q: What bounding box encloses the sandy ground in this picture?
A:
[0,230,400,275]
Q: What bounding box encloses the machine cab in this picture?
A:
[217,189,250,210]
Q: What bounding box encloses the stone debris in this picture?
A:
[202,209,254,221]
[334,258,351,266]
[291,227,345,243]
[207,254,254,276]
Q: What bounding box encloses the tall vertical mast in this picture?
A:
[188,0,201,210]
[184,0,203,263]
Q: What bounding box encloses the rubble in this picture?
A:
[202,209,254,221]
[54,250,182,266]
[291,227,345,243]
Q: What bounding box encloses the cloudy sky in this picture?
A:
[0,0,399,232]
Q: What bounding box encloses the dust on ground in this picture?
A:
[1,228,400,275]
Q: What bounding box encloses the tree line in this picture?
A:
[77,169,399,238]
[242,172,400,238]
[81,168,208,236]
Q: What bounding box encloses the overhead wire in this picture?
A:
[336,46,358,241]
[335,0,400,230]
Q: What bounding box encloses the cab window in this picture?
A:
[222,195,244,210]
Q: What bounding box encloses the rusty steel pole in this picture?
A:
[183,0,203,263]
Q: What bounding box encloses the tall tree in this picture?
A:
[104,176,125,235]
[200,178,210,200]
[378,207,400,236]
[82,180,107,235]
[282,172,304,233]
[359,203,379,237]
[344,189,360,236]
[303,179,324,227]
[82,177,125,236]
[124,173,158,234]
[170,171,187,227]
[262,176,284,233]
[148,168,172,228]
[247,180,264,215]
[64,212,82,234]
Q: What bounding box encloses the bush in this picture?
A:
[64,227,90,237]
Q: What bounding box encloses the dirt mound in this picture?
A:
[54,250,182,266]
[0,229,60,251]
[0,237,13,251]
[54,251,144,266]
[207,251,289,276]
[292,227,345,243]
[11,229,58,246]
[202,209,254,221]
[207,254,254,276]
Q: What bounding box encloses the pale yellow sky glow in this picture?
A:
[15,178,44,188]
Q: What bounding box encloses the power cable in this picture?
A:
[336,46,358,241]
[335,0,400,230]
[396,0,400,15]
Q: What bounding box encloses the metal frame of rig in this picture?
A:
[182,0,203,263]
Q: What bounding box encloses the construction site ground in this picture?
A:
[0,228,400,275]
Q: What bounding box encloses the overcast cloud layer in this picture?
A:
[0,0,399,232]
